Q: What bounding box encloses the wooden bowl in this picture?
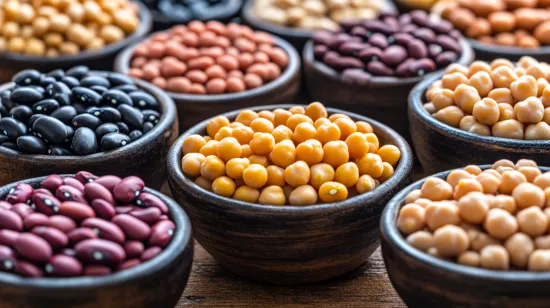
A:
[114,34,301,132]
[468,39,550,63]
[166,104,414,284]
[0,174,193,308]
[0,2,153,83]
[380,165,550,308]
[409,72,550,175]
[303,39,475,141]
[241,0,397,51]
[0,71,179,190]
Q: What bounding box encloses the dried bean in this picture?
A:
[59,202,95,221]
[141,246,162,261]
[149,220,176,247]
[45,255,82,277]
[56,185,88,204]
[0,209,23,231]
[75,239,126,265]
[10,203,34,218]
[6,184,33,205]
[67,228,98,245]
[124,241,144,258]
[84,183,115,205]
[15,260,43,277]
[24,213,49,229]
[113,176,144,203]
[83,265,111,276]
[75,171,98,184]
[0,245,16,272]
[90,199,116,220]
[41,175,64,192]
[118,258,141,270]
[136,193,168,214]
[81,218,125,244]
[15,233,52,264]
[32,193,61,215]
[94,176,122,192]
[32,226,68,249]
[0,230,19,247]
[129,207,162,225]
[48,215,77,233]
[63,178,85,192]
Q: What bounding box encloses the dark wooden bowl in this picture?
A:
[166,104,414,284]
[468,39,550,63]
[0,71,179,190]
[0,174,193,308]
[241,0,397,51]
[381,165,550,308]
[0,2,152,83]
[303,39,475,142]
[114,34,301,132]
[409,72,550,175]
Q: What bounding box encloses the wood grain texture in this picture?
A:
[177,243,405,308]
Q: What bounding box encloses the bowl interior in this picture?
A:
[168,104,413,214]
[0,174,192,289]
[382,164,550,281]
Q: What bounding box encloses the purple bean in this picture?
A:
[91,199,116,219]
[59,201,96,221]
[0,208,23,231]
[67,228,98,244]
[414,28,436,44]
[341,69,371,86]
[410,10,429,27]
[81,218,125,244]
[135,193,168,214]
[0,245,16,272]
[450,30,462,40]
[0,201,11,210]
[410,58,437,76]
[437,35,462,54]
[63,178,85,192]
[339,41,367,56]
[408,39,428,59]
[148,220,175,248]
[358,47,383,62]
[336,56,364,70]
[399,14,412,25]
[45,255,83,277]
[15,260,43,277]
[402,24,418,33]
[10,203,34,218]
[84,183,115,205]
[75,171,98,184]
[84,265,111,276]
[41,175,63,192]
[113,176,144,204]
[381,45,407,67]
[350,26,367,37]
[327,33,351,50]
[6,183,33,205]
[23,213,49,229]
[32,193,61,215]
[61,248,76,257]
[436,51,459,67]
[75,239,126,265]
[363,20,392,34]
[124,241,144,258]
[383,16,399,30]
[313,44,328,59]
[118,258,141,270]
[130,207,162,225]
[34,188,54,196]
[56,185,88,204]
[0,230,19,247]
[159,215,169,221]
[115,205,139,214]
[15,233,52,264]
[93,176,122,192]
[429,20,453,34]
[339,20,362,31]
[428,44,443,58]
[32,226,68,249]
[368,33,388,49]
[141,246,162,261]
[112,214,151,241]
[367,61,394,76]
[312,31,333,46]
[322,51,341,70]
[391,33,413,47]
[48,215,77,233]
[396,59,415,77]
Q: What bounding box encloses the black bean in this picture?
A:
[61,76,80,88]
[71,127,98,155]
[142,110,159,124]
[129,92,158,110]
[1,142,19,151]
[116,122,129,135]
[46,82,71,106]
[113,85,138,94]
[142,122,154,134]
[48,145,73,156]
[72,87,102,106]
[101,133,131,151]
[71,114,102,130]
[118,105,143,130]
[367,61,394,76]
[90,86,108,95]
[10,105,33,122]
[358,47,383,62]
[0,103,6,117]
[66,66,89,79]
[95,123,119,140]
[80,76,110,88]
[1,91,15,110]
[39,76,57,88]
[17,136,48,154]
[71,103,87,114]
[10,87,44,105]
[46,69,65,80]
[380,45,407,67]
[30,86,45,94]
[87,107,121,123]
[65,126,74,142]
[408,39,428,59]
[102,90,133,107]
[13,70,41,86]
[0,134,9,144]
[32,99,59,115]
[129,130,142,141]
[368,33,389,49]
[107,73,135,86]
[51,106,78,125]
[28,114,45,130]
[32,116,68,144]
[0,118,27,140]
[341,69,371,86]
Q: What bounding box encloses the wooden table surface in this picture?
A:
[176,243,406,308]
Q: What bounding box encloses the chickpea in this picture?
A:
[266,165,285,187]
[526,63,548,80]
[286,114,313,131]
[236,110,258,126]
[315,123,341,145]
[214,127,233,141]
[472,98,500,126]
[206,116,230,137]
[469,71,493,97]
[318,181,348,203]
[458,192,489,224]
[492,120,525,139]
[517,206,548,237]
[484,208,518,240]
[454,178,484,200]
[345,133,368,160]
[468,229,501,252]
[421,177,453,201]
[271,125,293,143]
[333,118,356,140]
[356,153,384,178]
[453,84,481,114]
[259,186,286,206]
[442,72,469,91]
[491,66,519,89]
[414,198,432,208]
[430,88,454,111]
[288,185,318,206]
[525,122,550,140]
[273,109,292,127]
[270,139,296,168]
[249,132,275,155]
[497,103,514,122]
[304,102,327,121]
[377,145,401,166]
[434,106,465,128]
[212,176,236,197]
[216,137,242,162]
[334,162,359,187]
[447,170,474,188]
[233,185,261,203]
[199,140,219,156]
[535,235,550,249]
[293,122,316,144]
[242,164,268,188]
[517,166,542,183]
[458,251,481,267]
[489,195,517,214]
[200,155,226,180]
[406,231,434,251]
[425,201,461,231]
[289,106,305,115]
[355,121,373,134]
[534,172,550,189]
[314,118,331,129]
[365,133,379,153]
[310,163,335,189]
[434,225,469,257]
[464,165,482,176]
[231,126,255,145]
[181,153,206,177]
[480,245,510,270]
[356,174,377,193]
[226,158,250,180]
[195,176,213,191]
[321,140,348,168]
[405,189,422,204]
[515,97,545,124]
[528,250,550,271]
[284,161,311,187]
[488,88,514,105]
[512,182,544,209]
[250,118,274,133]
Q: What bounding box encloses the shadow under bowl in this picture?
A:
[166,104,414,284]
[0,2,153,83]
[114,33,301,132]
[469,39,550,63]
[409,72,550,175]
[0,175,193,308]
[380,165,550,308]
[0,71,179,190]
[303,38,475,142]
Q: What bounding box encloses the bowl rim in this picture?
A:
[0,70,178,162]
[303,38,474,87]
[114,32,300,103]
[468,39,550,57]
[148,0,243,24]
[0,174,193,289]
[380,164,550,281]
[167,104,414,215]
[409,72,550,148]
[0,2,152,64]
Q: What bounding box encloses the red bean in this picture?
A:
[91,199,116,219]
[338,41,367,56]
[15,233,52,264]
[23,213,49,229]
[0,201,11,210]
[34,188,54,196]
[32,193,61,215]
[32,226,68,249]
[368,33,389,49]
[392,33,414,47]
[0,230,19,247]
[413,28,436,44]
[48,215,77,233]
[113,176,144,203]
[10,203,34,218]
[59,201,96,221]
[148,220,175,247]
[6,183,33,204]
[436,51,458,67]
[368,61,395,76]
[124,241,144,258]
[75,171,98,184]
[118,258,140,270]
[45,255,83,277]
[396,58,415,77]
[67,228,98,245]
[312,31,333,45]
[0,245,16,272]
[63,178,85,192]
[410,58,436,76]
[159,215,169,221]
[41,174,63,192]
[15,260,43,277]
[115,205,138,214]
[93,175,122,192]
[437,35,462,54]
[84,265,111,276]
[129,207,161,225]
[56,185,88,204]
[381,45,407,67]
[136,193,168,214]
[408,39,428,59]
[75,239,126,265]
[141,246,162,261]
[0,208,23,231]
[81,218,125,244]
[84,183,115,205]
[358,48,383,62]
[112,214,151,241]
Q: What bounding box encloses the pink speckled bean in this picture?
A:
[45,255,83,277]
[48,215,77,233]
[15,233,52,263]
[91,199,116,219]
[6,184,33,204]
[75,239,126,265]
[32,193,61,215]
[136,193,168,214]
[148,220,175,247]
[81,218,125,244]
[141,246,162,261]
[130,207,161,225]
[124,241,144,258]
[84,265,111,276]
[67,228,98,245]
[32,226,68,249]
[94,176,122,192]
[41,175,63,192]
[23,213,49,229]
[0,208,23,231]
[56,185,88,204]
[113,176,144,203]
[84,183,115,205]
[15,260,43,277]
[10,203,34,218]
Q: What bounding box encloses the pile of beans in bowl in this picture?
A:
[138,0,239,23]
[0,172,175,277]
[398,159,550,271]
[312,10,463,82]
[128,21,289,95]
[436,0,550,48]
[0,0,141,57]
[181,102,401,205]
[0,66,161,155]
[425,57,550,140]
